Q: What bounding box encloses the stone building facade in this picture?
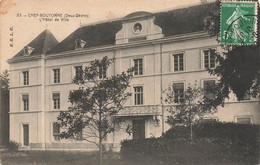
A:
[8,2,260,150]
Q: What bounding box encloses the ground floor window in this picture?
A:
[76,131,83,140]
[53,123,60,140]
[23,124,29,146]
[203,117,218,123]
[101,131,107,141]
[237,117,252,124]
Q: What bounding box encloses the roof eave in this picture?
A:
[46,31,211,60]
[8,54,45,64]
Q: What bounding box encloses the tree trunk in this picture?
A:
[190,123,193,144]
[98,109,103,165]
[188,100,193,144]
[99,143,103,165]
[188,101,194,144]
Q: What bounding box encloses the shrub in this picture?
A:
[161,125,191,141]
[121,138,164,159]
[6,141,20,152]
[194,122,259,141]
[121,122,260,164]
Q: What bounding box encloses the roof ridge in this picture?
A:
[12,2,219,57]
[40,29,48,55]
[79,1,217,28]
[10,29,59,59]
[79,18,121,29]
[151,0,216,14]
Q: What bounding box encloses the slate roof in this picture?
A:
[12,29,59,58]
[47,2,219,55]
[153,2,219,37]
[12,2,219,58]
[47,21,123,54]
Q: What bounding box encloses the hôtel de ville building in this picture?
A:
[8,1,260,150]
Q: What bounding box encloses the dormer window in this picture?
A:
[23,46,34,56]
[75,39,86,50]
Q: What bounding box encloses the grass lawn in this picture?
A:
[0,150,157,165]
[1,149,258,165]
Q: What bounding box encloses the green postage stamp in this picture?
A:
[220,1,258,45]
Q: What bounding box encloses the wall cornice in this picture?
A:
[8,55,45,64]
[46,31,211,60]
[8,31,212,63]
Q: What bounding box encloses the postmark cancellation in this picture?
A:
[220,0,258,45]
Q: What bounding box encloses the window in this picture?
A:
[237,117,251,124]
[22,95,29,111]
[24,47,29,55]
[23,46,34,56]
[134,86,143,105]
[173,83,184,103]
[203,49,216,69]
[133,23,142,33]
[101,131,107,141]
[53,69,60,83]
[75,39,86,49]
[23,71,29,85]
[203,117,218,123]
[76,131,83,140]
[133,58,143,76]
[23,124,29,146]
[98,66,106,79]
[53,123,60,140]
[173,54,184,71]
[203,80,216,99]
[52,93,60,110]
[74,66,83,79]
[76,40,81,48]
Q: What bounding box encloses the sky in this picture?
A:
[0,0,229,72]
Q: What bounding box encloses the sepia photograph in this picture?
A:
[0,0,259,164]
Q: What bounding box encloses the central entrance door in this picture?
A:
[133,119,145,139]
[23,124,29,146]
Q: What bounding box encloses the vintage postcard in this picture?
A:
[0,0,260,164]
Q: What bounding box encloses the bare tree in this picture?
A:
[164,83,217,142]
[56,56,133,164]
